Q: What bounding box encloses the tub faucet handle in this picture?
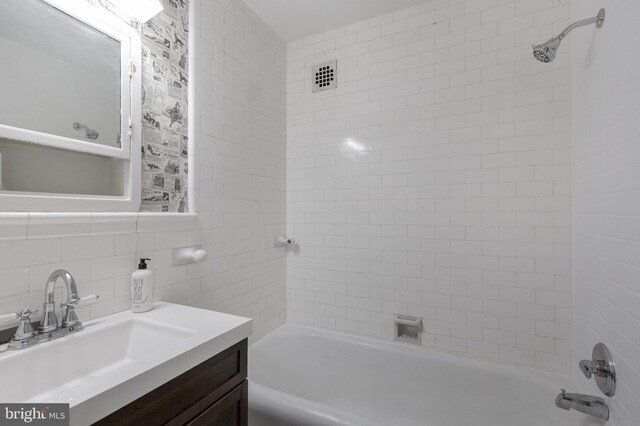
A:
[579,360,599,379]
[579,343,616,397]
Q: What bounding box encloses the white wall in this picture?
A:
[287,0,573,371]
[0,0,287,343]
[571,0,640,424]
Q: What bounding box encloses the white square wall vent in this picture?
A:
[312,60,337,92]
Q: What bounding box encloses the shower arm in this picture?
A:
[557,9,605,41]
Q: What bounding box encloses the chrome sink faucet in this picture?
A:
[555,389,609,421]
[39,270,98,339]
[41,270,82,333]
[0,270,98,350]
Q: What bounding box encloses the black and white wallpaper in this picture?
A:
[90,0,189,212]
[140,0,189,212]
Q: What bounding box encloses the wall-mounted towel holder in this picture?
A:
[172,246,208,266]
[275,235,296,248]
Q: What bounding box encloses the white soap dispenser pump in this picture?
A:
[131,258,154,313]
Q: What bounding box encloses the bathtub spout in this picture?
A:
[555,389,609,421]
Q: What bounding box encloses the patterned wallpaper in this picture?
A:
[139,0,189,212]
[89,0,189,212]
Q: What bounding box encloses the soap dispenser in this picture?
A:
[131,258,154,313]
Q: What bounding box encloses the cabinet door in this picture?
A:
[94,339,247,426]
[187,381,248,426]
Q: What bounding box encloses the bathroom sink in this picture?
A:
[0,318,194,401]
[0,302,252,425]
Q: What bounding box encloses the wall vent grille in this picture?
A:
[312,60,337,92]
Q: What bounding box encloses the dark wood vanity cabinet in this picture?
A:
[93,339,248,426]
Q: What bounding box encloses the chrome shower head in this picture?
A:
[532,8,605,63]
[533,37,561,63]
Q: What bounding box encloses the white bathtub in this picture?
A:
[248,325,591,426]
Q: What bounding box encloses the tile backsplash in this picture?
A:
[0,0,287,343]
[287,0,572,371]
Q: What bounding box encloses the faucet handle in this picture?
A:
[16,308,38,319]
[13,309,38,340]
[579,360,598,379]
[78,294,99,305]
[60,294,98,329]
[579,343,616,397]
[61,294,99,308]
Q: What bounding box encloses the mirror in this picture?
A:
[0,0,124,149]
[0,0,143,212]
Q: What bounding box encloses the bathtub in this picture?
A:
[248,325,589,426]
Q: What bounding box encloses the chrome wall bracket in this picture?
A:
[579,343,616,397]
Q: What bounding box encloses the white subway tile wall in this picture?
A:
[0,0,287,343]
[287,0,572,371]
[4,1,639,406]
[572,0,640,424]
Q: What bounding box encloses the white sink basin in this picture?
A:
[0,302,252,425]
[3,318,195,401]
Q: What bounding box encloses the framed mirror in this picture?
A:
[0,0,142,211]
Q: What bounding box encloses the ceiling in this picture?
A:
[243,0,429,42]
